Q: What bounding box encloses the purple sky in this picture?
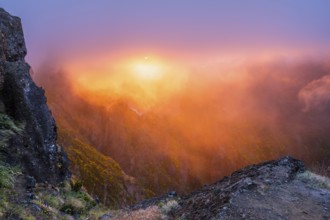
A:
[1,1,330,69]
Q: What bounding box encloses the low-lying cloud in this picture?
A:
[34,56,330,194]
[299,74,330,112]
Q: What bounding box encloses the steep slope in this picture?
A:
[35,69,187,199]
[33,69,146,206]
[0,8,68,184]
[58,127,144,207]
[0,9,143,219]
[0,8,91,219]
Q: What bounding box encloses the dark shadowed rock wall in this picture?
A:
[0,8,69,184]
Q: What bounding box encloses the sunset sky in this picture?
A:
[2,1,330,190]
[1,1,330,69]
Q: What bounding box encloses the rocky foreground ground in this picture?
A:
[111,156,330,220]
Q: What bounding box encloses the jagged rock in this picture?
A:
[25,176,36,189]
[172,156,306,219]
[0,8,69,184]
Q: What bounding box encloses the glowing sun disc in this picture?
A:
[131,59,165,80]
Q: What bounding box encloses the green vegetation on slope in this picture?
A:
[0,110,24,218]
[0,108,23,187]
[29,181,109,219]
[0,176,110,219]
[0,164,19,188]
[0,108,109,219]
[57,128,142,207]
[0,109,24,149]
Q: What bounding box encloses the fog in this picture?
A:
[35,56,330,194]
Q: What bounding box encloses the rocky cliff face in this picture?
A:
[0,8,68,184]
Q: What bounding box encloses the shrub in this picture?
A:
[60,197,85,215]
[70,180,83,192]
[0,113,24,149]
[40,194,64,208]
[0,165,18,188]
[0,113,24,134]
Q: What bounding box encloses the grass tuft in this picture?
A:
[297,171,330,189]
[0,164,20,188]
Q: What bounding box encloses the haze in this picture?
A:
[2,1,330,195]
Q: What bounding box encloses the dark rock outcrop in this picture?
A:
[112,156,329,219]
[0,8,69,184]
[172,156,306,219]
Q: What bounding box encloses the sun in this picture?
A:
[130,57,166,81]
[64,54,188,109]
[132,63,162,80]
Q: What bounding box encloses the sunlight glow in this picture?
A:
[131,62,164,80]
[129,57,167,81]
[64,54,188,109]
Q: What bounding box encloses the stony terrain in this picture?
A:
[172,156,330,220]
[110,156,330,220]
